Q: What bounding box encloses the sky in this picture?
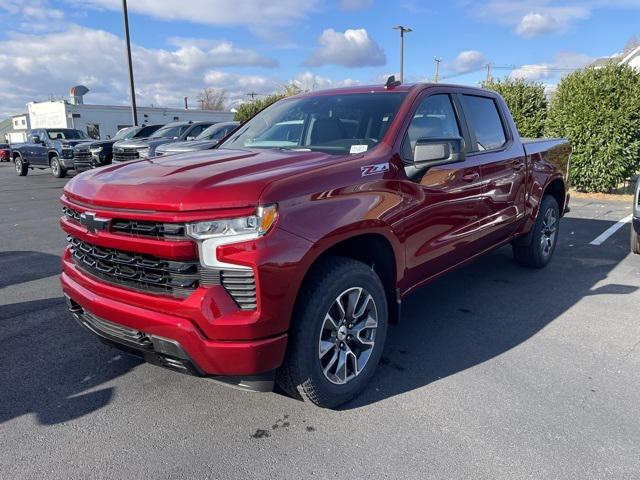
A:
[0,0,638,117]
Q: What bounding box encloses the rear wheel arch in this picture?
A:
[543,178,566,216]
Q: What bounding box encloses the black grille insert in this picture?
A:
[221,269,257,310]
[68,236,200,298]
[111,219,186,239]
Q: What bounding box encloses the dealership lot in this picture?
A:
[1,164,639,479]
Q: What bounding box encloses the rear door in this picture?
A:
[398,91,487,287]
[460,94,527,246]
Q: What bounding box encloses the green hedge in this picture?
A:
[546,64,640,192]
[483,78,548,138]
[233,84,302,124]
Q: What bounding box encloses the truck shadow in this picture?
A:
[0,298,142,425]
[343,217,638,410]
[0,251,61,288]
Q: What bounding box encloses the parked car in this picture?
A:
[632,179,640,254]
[13,128,91,177]
[60,81,571,408]
[112,121,215,162]
[155,122,240,156]
[74,124,163,172]
[0,143,10,162]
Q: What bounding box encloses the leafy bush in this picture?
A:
[234,84,302,123]
[483,78,548,138]
[546,64,640,192]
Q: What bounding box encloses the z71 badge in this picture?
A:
[361,163,389,177]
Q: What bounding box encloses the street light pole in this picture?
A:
[121,0,138,126]
[393,26,412,83]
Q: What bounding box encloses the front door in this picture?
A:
[398,93,487,290]
[30,130,48,166]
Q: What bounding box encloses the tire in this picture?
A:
[14,156,28,176]
[631,227,640,255]
[276,257,388,408]
[513,195,560,268]
[50,155,66,178]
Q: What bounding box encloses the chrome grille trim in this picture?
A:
[113,147,139,162]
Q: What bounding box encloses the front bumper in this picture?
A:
[60,157,76,169]
[74,161,92,172]
[60,266,287,379]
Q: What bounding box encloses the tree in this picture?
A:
[197,88,227,110]
[233,83,302,123]
[546,64,640,192]
[483,78,548,138]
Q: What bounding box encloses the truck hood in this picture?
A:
[57,140,92,148]
[75,139,114,150]
[158,139,218,153]
[116,138,173,149]
[64,148,338,212]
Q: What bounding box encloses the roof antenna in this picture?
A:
[385,75,401,89]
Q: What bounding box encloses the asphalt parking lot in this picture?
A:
[1,163,639,479]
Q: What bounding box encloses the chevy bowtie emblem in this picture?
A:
[80,211,110,233]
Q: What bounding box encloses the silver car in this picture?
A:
[155,122,240,156]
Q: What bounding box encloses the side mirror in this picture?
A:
[413,137,465,168]
[31,135,41,144]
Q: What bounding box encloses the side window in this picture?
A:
[461,95,507,151]
[188,124,208,138]
[402,94,460,161]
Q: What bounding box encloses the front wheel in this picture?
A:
[276,257,388,408]
[631,227,640,255]
[14,157,28,176]
[50,155,67,178]
[513,195,560,268]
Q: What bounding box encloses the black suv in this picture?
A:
[73,124,163,172]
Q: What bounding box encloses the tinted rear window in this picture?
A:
[461,95,507,151]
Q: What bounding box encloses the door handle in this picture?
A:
[462,171,480,182]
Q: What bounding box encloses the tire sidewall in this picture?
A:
[533,196,560,266]
[294,262,388,405]
[50,155,65,178]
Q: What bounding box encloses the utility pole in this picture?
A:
[246,91,259,100]
[434,57,442,83]
[184,96,188,109]
[121,0,138,126]
[485,63,492,83]
[393,25,412,83]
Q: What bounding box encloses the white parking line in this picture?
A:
[589,215,633,246]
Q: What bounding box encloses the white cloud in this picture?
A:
[0,25,278,116]
[449,50,487,73]
[71,0,321,27]
[292,71,360,91]
[509,51,592,81]
[516,12,562,37]
[468,1,639,38]
[305,28,385,68]
[340,0,374,11]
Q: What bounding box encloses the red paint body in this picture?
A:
[60,83,570,378]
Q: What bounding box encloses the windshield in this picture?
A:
[221,92,407,155]
[112,127,137,141]
[46,129,88,140]
[150,124,189,139]
[196,124,231,141]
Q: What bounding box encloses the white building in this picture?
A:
[27,101,234,140]
[6,113,31,143]
[591,46,640,71]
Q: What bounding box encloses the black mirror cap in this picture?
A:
[413,137,465,168]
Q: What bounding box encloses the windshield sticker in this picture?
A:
[361,163,389,177]
[350,145,369,154]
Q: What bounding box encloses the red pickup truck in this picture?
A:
[60,81,570,407]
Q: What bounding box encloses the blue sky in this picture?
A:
[0,0,638,116]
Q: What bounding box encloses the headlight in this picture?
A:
[90,146,103,153]
[137,147,150,158]
[186,205,278,269]
[62,148,74,158]
[186,205,278,240]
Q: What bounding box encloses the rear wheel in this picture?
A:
[631,227,640,255]
[14,156,28,176]
[276,257,388,408]
[50,155,66,178]
[513,195,560,268]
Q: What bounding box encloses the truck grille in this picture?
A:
[113,147,139,162]
[68,236,200,298]
[63,206,186,240]
[74,149,92,163]
[221,269,257,310]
